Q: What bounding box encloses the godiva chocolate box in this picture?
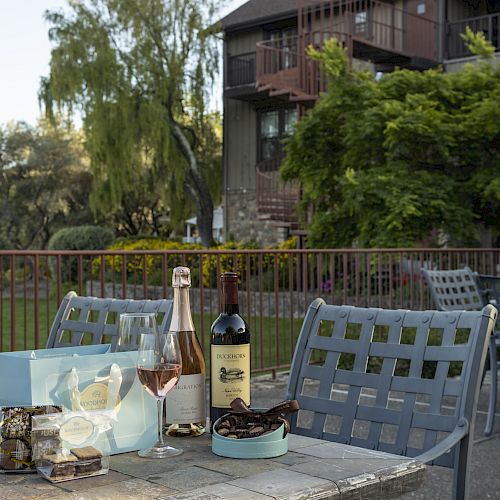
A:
[0,345,156,454]
[0,406,61,472]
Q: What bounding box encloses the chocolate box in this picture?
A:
[211,411,289,459]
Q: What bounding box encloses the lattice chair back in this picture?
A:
[286,299,495,471]
[474,273,500,311]
[421,267,485,312]
[46,292,173,351]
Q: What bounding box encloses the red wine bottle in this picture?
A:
[210,272,250,428]
[165,267,206,436]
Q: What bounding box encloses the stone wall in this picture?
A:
[224,190,288,246]
[86,282,311,318]
[444,52,500,72]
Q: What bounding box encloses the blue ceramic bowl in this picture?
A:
[211,412,288,459]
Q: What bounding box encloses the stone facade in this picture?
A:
[223,190,289,247]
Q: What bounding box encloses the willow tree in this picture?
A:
[41,0,221,246]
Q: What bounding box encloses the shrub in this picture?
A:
[94,239,204,286]
[48,226,115,251]
[48,226,114,281]
[93,237,299,288]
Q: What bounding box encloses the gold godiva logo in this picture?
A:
[60,416,95,446]
[80,383,122,412]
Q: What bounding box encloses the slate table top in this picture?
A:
[0,433,425,499]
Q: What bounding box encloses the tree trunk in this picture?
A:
[170,120,215,247]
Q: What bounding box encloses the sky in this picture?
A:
[0,0,247,126]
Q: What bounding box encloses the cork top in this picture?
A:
[221,272,238,282]
[172,266,191,288]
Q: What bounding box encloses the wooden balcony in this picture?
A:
[227,52,256,87]
[225,52,259,100]
[256,157,300,227]
[256,0,439,102]
[447,13,500,59]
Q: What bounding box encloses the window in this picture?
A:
[284,109,298,136]
[259,108,298,161]
[417,2,426,15]
[260,111,280,161]
[354,11,368,35]
[267,27,297,70]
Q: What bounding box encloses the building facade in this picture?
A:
[220,0,500,246]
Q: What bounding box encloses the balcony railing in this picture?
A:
[256,157,300,224]
[447,13,500,59]
[227,52,256,87]
[255,38,305,99]
[1,249,499,376]
[256,0,438,100]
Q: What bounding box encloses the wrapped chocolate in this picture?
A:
[31,410,113,482]
[212,398,299,459]
[213,398,299,439]
[0,406,61,472]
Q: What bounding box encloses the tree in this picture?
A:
[41,0,222,247]
[0,121,95,249]
[282,32,500,248]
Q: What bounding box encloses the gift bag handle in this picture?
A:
[67,363,123,413]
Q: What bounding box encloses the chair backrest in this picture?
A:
[421,267,485,311]
[286,299,496,468]
[46,292,173,351]
[474,273,500,308]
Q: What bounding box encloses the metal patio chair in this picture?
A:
[286,298,497,500]
[475,272,500,310]
[46,291,173,351]
[421,267,500,436]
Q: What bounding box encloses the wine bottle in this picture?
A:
[165,267,206,436]
[210,272,251,428]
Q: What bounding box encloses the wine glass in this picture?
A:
[118,313,157,352]
[137,330,183,458]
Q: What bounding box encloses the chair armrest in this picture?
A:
[415,418,469,464]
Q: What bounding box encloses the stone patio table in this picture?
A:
[0,433,425,499]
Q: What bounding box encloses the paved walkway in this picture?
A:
[251,371,500,500]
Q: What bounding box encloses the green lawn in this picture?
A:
[1,299,464,378]
[0,298,54,351]
[0,298,303,371]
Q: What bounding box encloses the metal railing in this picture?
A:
[255,37,302,96]
[256,0,438,99]
[256,157,301,224]
[1,249,499,375]
[227,52,256,87]
[447,13,500,59]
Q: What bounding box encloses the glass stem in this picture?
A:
[157,397,165,447]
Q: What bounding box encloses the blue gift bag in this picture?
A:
[0,345,156,454]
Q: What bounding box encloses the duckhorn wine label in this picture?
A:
[210,272,251,428]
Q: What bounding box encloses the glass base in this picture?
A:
[138,444,183,458]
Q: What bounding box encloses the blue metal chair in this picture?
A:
[46,291,173,351]
[475,272,500,310]
[421,267,500,436]
[286,298,497,500]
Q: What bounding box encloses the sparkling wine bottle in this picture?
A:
[210,272,251,428]
[165,266,206,436]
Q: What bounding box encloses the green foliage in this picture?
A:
[307,38,349,79]
[41,0,222,246]
[0,121,95,249]
[48,226,114,251]
[91,236,299,288]
[461,26,495,59]
[282,31,500,248]
[48,225,114,281]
